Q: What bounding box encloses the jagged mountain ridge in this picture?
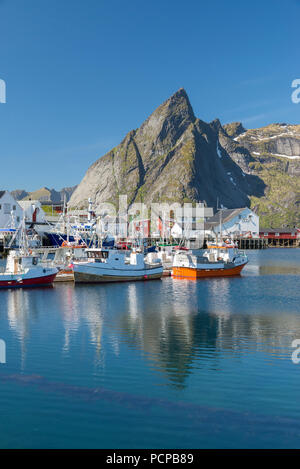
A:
[69,88,300,226]
[11,186,77,203]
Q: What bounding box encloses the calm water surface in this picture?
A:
[0,248,300,448]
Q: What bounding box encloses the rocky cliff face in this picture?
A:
[69,89,300,226]
[229,123,300,226]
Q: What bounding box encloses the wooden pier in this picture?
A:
[236,238,268,250]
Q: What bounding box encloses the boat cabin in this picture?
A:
[86,248,147,267]
[204,246,237,263]
[5,251,40,274]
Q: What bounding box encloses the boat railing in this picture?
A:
[40,259,57,268]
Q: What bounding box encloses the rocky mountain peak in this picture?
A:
[223,122,247,138]
[136,88,195,151]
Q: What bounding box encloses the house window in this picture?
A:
[4,203,10,214]
[17,217,20,223]
[0,205,1,210]
[13,205,16,210]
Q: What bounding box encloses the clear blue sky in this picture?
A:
[0,0,299,191]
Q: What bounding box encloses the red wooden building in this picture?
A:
[259,228,300,246]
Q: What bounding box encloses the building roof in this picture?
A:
[207,208,248,226]
[19,200,42,208]
[260,227,299,234]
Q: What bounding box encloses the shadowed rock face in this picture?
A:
[69,90,300,225]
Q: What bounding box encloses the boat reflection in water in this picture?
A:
[3,269,298,391]
[1,249,300,448]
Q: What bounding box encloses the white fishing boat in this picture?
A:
[73,248,163,283]
[0,217,59,288]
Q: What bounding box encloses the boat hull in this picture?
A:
[172,262,247,278]
[0,272,58,288]
[73,267,163,283]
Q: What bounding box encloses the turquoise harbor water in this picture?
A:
[0,248,300,449]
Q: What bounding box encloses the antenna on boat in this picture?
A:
[66,201,70,245]
[216,198,223,245]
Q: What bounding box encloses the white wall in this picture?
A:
[0,192,23,228]
[18,200,47,223]
[214,208,259,236]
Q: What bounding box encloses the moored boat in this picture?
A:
[0,250,58,288]
[172,245,248,278]
[73,248,163,283]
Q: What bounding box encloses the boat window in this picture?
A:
[4,203,11,214]
[99,251,108,259]
[87,251,108,259]
[32,258,38,265]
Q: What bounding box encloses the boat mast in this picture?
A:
[20,216,29,254]
[216,197,223,245]
[220,208,222,244]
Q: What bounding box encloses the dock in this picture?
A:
[236,238,268,250]
[54,269,74,282]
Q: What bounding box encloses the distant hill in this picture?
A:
[11,186,77,203]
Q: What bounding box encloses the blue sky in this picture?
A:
[0,0,299,191]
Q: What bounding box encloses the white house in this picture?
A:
[206,207,259,238]
[18,200,47,224]
[0,191,23,229]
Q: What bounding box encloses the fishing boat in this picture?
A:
[0,250,58,288]
[172,244,248,278]
[0,217,59,288]
[73,248,163,283]
[29,244,88,282]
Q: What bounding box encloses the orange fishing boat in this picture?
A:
[172,244,248,278]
